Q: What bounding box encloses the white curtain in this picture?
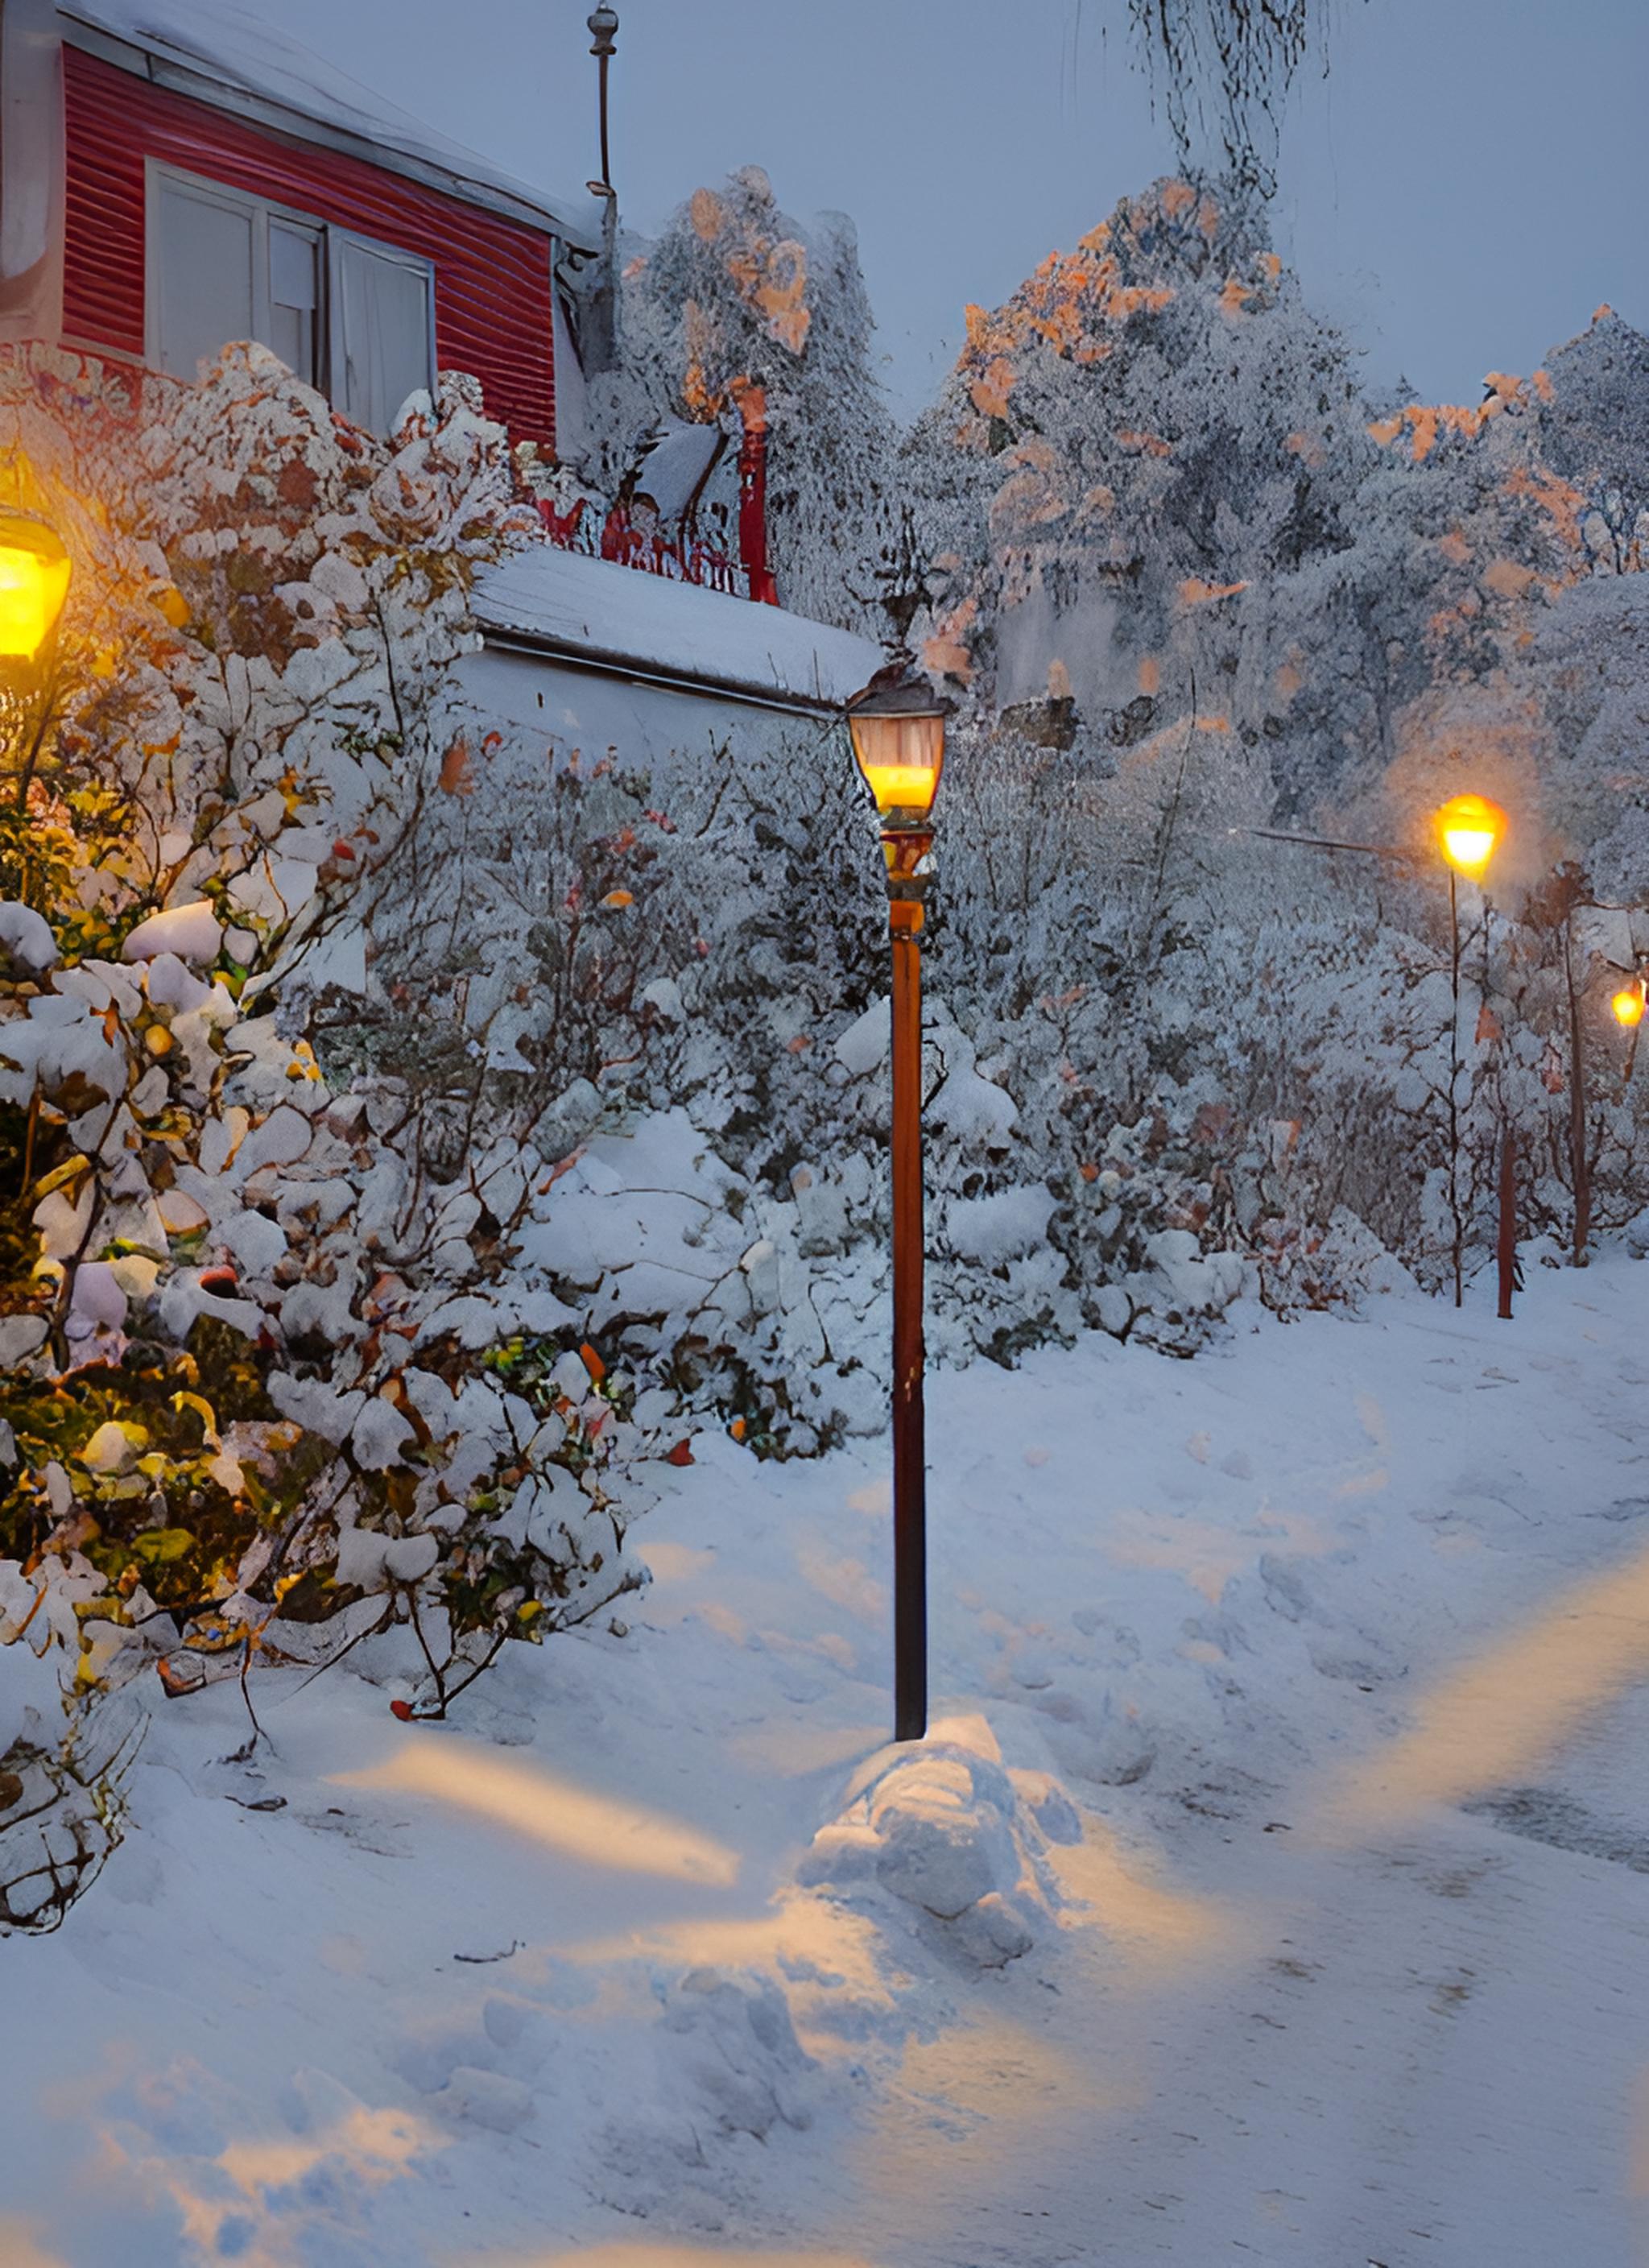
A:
[333,235,434,437]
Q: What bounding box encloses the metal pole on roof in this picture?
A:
[588,6,618,194]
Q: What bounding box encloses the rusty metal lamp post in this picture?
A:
[847,656,949,1744]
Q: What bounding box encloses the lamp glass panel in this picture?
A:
[0,542,70,660]
[1436,793,1505,877]
[849,710,944,813]
[1441,826,1496,874]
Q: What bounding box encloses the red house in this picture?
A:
[0,0,603,445]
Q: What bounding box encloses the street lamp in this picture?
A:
[847,653,950,1745]
[1611,976,1646,1028]
[0,511,71,669]
[1432,792,1507,1310]
[1435,792,1506,880]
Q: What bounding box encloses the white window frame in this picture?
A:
[143,160,437,431]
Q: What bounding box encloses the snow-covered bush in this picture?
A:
[0,344,667,1741]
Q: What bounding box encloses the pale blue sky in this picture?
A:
[276,0,1647,420]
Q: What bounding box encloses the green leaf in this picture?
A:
[130,1526,196,1565]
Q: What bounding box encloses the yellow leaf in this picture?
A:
[33,1154,93,1201]
[600,890,634,909]
[172,1391,221,1449]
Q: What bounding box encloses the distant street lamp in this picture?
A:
[1435,793,1506,882]
[1434,793,1508,1310]
[0,511,71,671]
[847,652,949,1746]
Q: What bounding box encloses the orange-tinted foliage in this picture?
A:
[1178,577,1249,605]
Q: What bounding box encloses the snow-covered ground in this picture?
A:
[5,1258,1649,2268]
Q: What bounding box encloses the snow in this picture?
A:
[472,542,885,711]
[118,901,222,966]
[60,0,602,249]
[0,901,57,971]
[944,1182,1055,1266]
[5,1257,1649,2264]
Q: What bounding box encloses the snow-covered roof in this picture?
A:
[57,0,604,250]
[471,544,885,715]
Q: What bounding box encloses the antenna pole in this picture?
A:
[587,8,619,192]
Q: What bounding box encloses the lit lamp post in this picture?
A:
[847,654,950,1745]
[0,510,72,677]
[1,507,71,828]
[1433,793,1507,1310]
[1612,971,1647,1086]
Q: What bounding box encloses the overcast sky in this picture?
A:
[275,0,1647,422]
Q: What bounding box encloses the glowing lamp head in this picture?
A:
[1612,981,1646,1029]
[1435,792,1506,879]
[846,661,949,822]
[0,512,71,664]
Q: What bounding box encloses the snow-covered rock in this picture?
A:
[0,902,58,972]
[120,902,223,966]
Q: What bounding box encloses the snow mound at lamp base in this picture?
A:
[796,1714,1072,1968]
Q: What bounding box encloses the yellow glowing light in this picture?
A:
[1435,792,1506,879]
[847,667,948,818]
[1611,983,1645,1028]
[0,513,71,662]
[849,709,944,816]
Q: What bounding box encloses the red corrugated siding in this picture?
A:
[60,43,554,445]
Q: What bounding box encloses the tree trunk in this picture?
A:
[1497,1126,1516,1321]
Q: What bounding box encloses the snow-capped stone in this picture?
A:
[156,1189,210,1235]
[266,1375,365,1446]
[640,975,684,1020]
[832,997,890,1075]
[351,1395,415,1472]
[946,1186,1056,1267]
[0,902,58,971]
[121,902,222,966]
[65,1260,127,1334]
[217,1209,287,1277]
[143,952,214,1012]
[235,1106,315,1177]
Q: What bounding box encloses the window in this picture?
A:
[333,234,435,439]
[147,164,434,435]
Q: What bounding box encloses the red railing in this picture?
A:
[535,389,779,605]
[536,494,748,597]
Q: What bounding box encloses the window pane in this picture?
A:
[333,237,433,437]
[155,182,254,380]
[269,222,320,385]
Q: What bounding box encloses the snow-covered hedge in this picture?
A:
[0,346,670,1763]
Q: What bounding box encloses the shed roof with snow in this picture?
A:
[472,544,885,717]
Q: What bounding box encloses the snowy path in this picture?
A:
[5,1265,1649,2267]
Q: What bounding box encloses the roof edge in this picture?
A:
[477,623,851,720]
[56,10,604,250]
